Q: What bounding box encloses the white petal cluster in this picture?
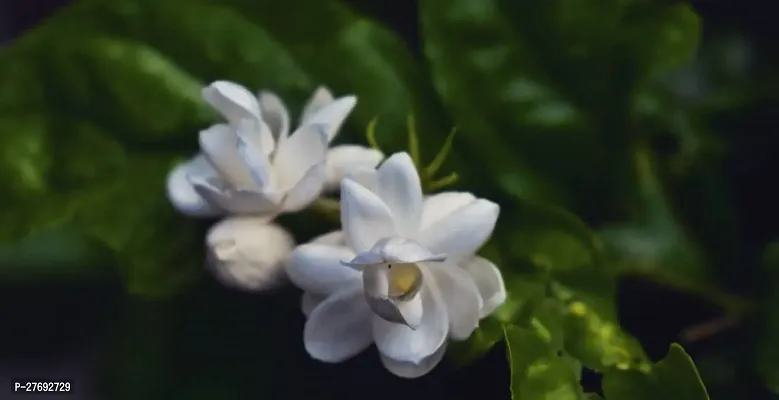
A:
[166,82,383,217]
[165,82,384,291]
[286,152,506,378]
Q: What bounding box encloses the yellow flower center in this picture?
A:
[387,263,422,299]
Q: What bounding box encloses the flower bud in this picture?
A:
[206,216,295,292]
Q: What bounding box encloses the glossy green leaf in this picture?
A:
[420,0,701,212]
[504,323,586,400]
[492,198,649,371]
[602,343,710,400]
[555,285,649,373]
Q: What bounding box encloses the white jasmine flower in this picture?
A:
[166,82,383,217]
[206,216,295,292]
[286,152,506,378]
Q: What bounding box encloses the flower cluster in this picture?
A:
[166,81,506,378]
[167,81,382,289]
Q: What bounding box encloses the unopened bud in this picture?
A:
[206,216,295,292]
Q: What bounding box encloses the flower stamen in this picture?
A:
[387,262,423,301]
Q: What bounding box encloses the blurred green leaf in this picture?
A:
[598,146,710,289]
[0,0,445,293]
[213,0,450,154]
[602,343,710,400]
[504,323,586,400]
[0,34,208,294]
[497,199,607,285]
[420,0,701,213]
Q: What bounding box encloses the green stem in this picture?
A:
[424,127,456,178]
[426,172,459,192]
[406,115,421,168]
[366,117,381,151]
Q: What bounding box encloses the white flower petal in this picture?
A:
[236,117,276,158]
[376,153,424,238]
[281,162,326,212]
[462,257,506,318]
[301,292,326,317]
[421,192,477,230]
[206,218,294,292]
[419,199,500,261]
[299,86,334,125]
[341,237,446,269]
[235,120,273,189]
[258,90,290,144]
[341,251,385,270]
[323,145,384,192]
[202,81,262,126]
[312,231,345,246]
[273,125,328,190]
[380,343,447,379]
[191,176,282,215]
[303,95,357,142]
[166,155,222,217]
[340,179,397,253]
[304,285,373,363]
[345,167,379,193]
[426,262,482,340]
[286,243,360,295]
[394,295,424,330]
[198,123,258,190]
[372,276,448,364]
[365,290,424,330]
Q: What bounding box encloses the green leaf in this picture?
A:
[449,280,565,367]
[449,315,506,366]
[504,323,587,400]
[602,343,710,400]
[0,32,208,294]
[420,0,701,213]
[1,0,444,292]
[598,146,711,290]
[555,286,649,373]
[496,198,607,284]
[492,198,649,371]
[74,156,207,296]
[210,0,450,155]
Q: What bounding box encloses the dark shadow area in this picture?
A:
[1,0,778,399]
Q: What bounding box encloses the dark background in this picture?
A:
[1,1,778,399]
